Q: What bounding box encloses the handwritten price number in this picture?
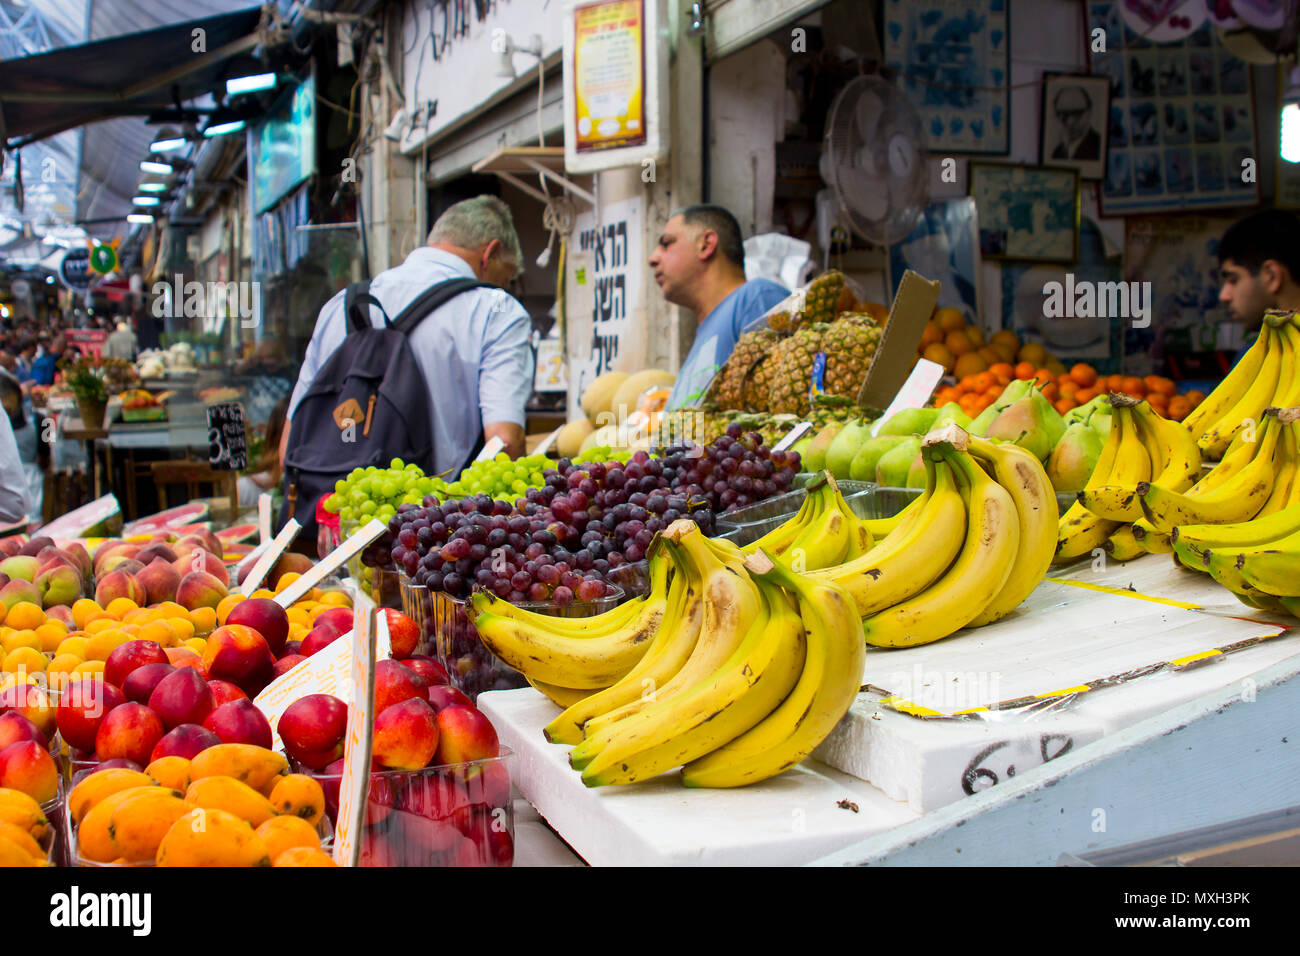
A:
[545,354,564,386]
[960,735,1073,796]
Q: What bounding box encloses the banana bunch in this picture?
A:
[740,473,875,568]
[807,425,1058,646]
[1059,393,1202,563]
[476,519,866,788]
[1183,310,1300,460]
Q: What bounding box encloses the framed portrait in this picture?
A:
[1040,73,1111,181]
[969,163,1079,264]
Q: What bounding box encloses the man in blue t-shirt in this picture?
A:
[651,205,789,410]
[1217,209,1300,364]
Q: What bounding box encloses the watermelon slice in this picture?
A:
[216,524,258,544]
[222,542,255,562]
[122,503,210,537]
[171,522,214,536]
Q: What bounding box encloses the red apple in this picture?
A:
[314,607,353,638]
[104,640,170,690]
[0,740,59,804]
[147,667,215,730]
[426,684,472,713]
[93,757,144,773]
[372,697,439,770]
[271,654,307,680]
[434,706,499,766]
[374,659,429,715]
[383,609,420,659]
[399,772,472,822]
[0,712,47,751]
[56,677,127,752]
[206,680,247,708]
[278,694,348,770]
[149,723,220,762]
[225,598,290,657]
[400,655,449,687]
[299,624,342,658]
[282,640,303,657]
[94,702,165,766]
[121,662,177,705]
[203,699,273,749]
[201,624,275,696]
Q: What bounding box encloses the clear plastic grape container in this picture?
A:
[304,751,516,867]
[338,519,403,609]
[399,574,625,701]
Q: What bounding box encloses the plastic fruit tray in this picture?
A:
[399,574,623,701]
[305,750,515,867]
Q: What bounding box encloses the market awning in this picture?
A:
[0,5,276,150]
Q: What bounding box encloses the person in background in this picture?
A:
[29,333,64,386]
[282,195,534,476]
[0,412,30,525]
[1217,210,1300,355]
[238,397,288,507]
[650,205,790,411]
[12,340,35,383]
[103,320,138,361]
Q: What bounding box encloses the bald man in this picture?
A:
[1051,86,1101,161]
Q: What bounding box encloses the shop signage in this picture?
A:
[207,402,248,471]
[572,0,646,153]
[88,240,118,275]
[65,328,108,359]
[58,247,94,292]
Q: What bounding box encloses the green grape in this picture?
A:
[360,500,377,515]
[323,496,341,514]
[390,458,405,469]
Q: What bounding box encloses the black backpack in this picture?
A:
[279,276,492,540]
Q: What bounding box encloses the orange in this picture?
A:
[1014,361,1036,381]
[989,362,1014,383]
[977,346,1002,367]
[945,330,974,357]
[1144,375,1176,397]
[953,352,987,379]
[1120,376,1146,397]
[1045,357,1067,378]
[4,603,44,632]
[990,329,1021,352]
[935,307,966,333]
[918,320,944,350]
[1074,388,1098,404]
[1185,390,1206,406]
[1168,395,1193,421]
[1068,363,1098,388]
[965,325,986,347]
[1106,374,1126,393]
[1147,393,1170,416]
[923,343,956,373]
[1041,382,1060,403]
[971,371,995,394]
[1059,379,1080,401]
[1034,368,1053,386]
[982,386,1004,405]
[1017,342,1048,367]
[1054,398,1076,416]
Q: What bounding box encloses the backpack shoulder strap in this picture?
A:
[343,280,392,333]
[392,277,496,336]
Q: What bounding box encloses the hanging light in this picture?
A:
[149,125,195,152]
[132,196,161,207]
[138,182,168,192]
[140,160,174,174]
[226,72,277,96]
[1282,67,1300,164]
[203,106,247,138]
[127,213,155,224]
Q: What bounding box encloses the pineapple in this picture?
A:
[768,322,830,416]
[821,313,883,398]
[742,351,780,414]
[706,328,779,410]
[766,309,797,335]
[803,270,846,325]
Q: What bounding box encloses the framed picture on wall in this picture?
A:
[1040,73,1111,181]
[970,163,1080,263]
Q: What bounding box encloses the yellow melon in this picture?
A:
[555,418,595,459]
[609,370,675,421]
[580,372,629,425]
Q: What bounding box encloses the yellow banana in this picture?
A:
[680,551,866,789]
[1103,525,1146,562]
[857,492,927,540]
[1133,397,1203,491]
[785,486,852,571]
[860,442,1020,648]
[528,679,596,709]
[1222,531,1300,597]
[741,476,826,557]
[807,448,966,618]
[1139,409,1283,531]
[1183,322,1272,440]
[1172,499,1300,551]
[1130,516,1172,553]
[543,541,705,744]
[1198,326,1281,459]
[572,521,764,764]
[964,433,1059,627]
[579,572,806,787]
[1254,415,1299,517]
[1268,315,1300,410]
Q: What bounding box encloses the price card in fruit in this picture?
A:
[273,518,386,607]
[870,359,945,437]
[258,493,273,544]
[773,422,813,452]
[334,600,376,866]
[207,402,248,470]
[239,519,300,595]
[474,435,506,463]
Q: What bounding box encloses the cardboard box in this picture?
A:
[856,269,941,410]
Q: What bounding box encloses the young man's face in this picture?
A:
[1218,258,1275,328]
[648,215,709,307]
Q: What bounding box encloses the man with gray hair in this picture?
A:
[283,195,534,476]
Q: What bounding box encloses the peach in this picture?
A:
[17,536,54,557]
[35,561,81,608]
[314,607,354,637]
[299,624,342,658]
[0,739,59,804]
[383,609,420,659]
[434,706,499,766]
[271,654,307,680]
[401,655,449,687]
[104,639,170,689]
[173,549,230,589]
[94,569,146,608]
[0,711,47,751]
[265,552,312,589]
[121,662,176,705]
[63,542,93,581]
[56,677,127,751]
[278,694,348,770]
[202,699,273,749]
[133,543,177,566]
[93,701,165,765]
[137,558,181,606]
[147,667,214,729]
[374,659,428,715]
[175,570,228,611]
[163,645,207,678]
[96,552,145,578]
[0,579,40,613]
[150,723,220,763]
[206,680,247,708]
[0,555,39,583]
[44,604,74,627]
[201,625,274,696]
[225,598,289,657]
[175,529,224,557]
[372,697,439,770]
[0,681,55,739]
[426,684,471,713]
[0,536,23,557]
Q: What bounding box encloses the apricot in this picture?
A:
[267,773,326,827]
[272,846,336,867]
[256,815,320,861]
[185,775,277,828]
[156,807,272,867]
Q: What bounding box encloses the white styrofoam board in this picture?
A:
[478,689,919,867]
[511,796,587,867]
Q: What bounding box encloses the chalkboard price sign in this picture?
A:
[208,402,248,471]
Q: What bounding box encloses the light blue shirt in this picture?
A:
[0,413,30,524]
[666,279,790,410]
[288,247,534,477]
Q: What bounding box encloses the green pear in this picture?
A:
[876,406,940,437]
[788,433,815,465]
[875,435,923,487]
[904,451,928,489]
[848,435,911,482]
[1064,393,1112,430]
[968,378,1034,436]
[801,422,845,474]
[984,391,1067,462]
[931,401,972,430]
[1046,422,1105,494]
[825,418,875,480]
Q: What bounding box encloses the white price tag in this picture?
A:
[870,359,946,438]
[532,426,563,457]
[475,435,506,463]
[257,494,273,545]
[237,519,301,595]
[274,518,387,608]
[334,598,375,867]
[773,421,813,452]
